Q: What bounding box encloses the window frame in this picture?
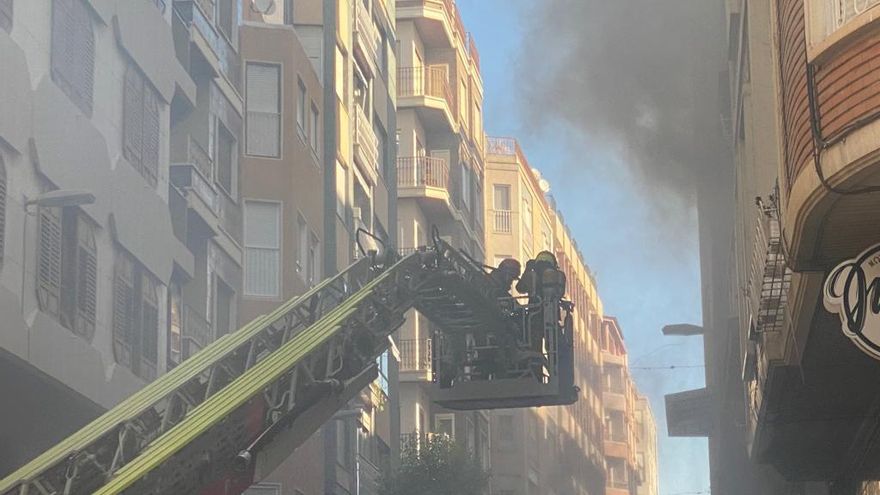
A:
[112,246,160,381]
[243,199,283,298]
[215,119,238,197]
[297,78,307,141]
[310,101,320,154]
[123,61,161,187]
[245,61,283,159]
[50,0,96,116]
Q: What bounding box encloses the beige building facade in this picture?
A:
[635,396,659,495]
[394,0,492,481]
[483,137,607,495]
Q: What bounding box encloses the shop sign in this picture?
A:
[824,243,880,360]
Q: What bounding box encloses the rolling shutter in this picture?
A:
[37,207,62,316]
[246,63,280,157]
[74,216,97,340]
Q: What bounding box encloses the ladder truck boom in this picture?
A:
[0,236,577,495]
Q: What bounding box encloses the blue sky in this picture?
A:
[456,2,710,493]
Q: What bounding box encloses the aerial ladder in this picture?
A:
[0,232,577,495]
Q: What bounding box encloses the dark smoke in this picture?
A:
[518,0,728,217]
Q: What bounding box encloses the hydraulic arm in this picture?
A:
[0,237,576,495]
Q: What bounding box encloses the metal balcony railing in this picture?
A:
[355,105,379,174]
[397,66,453,107]
[493,210,512,234]
[399,338,432,372]
[831,0,880,32]
[748,197,791,335]
[397,156,449,189]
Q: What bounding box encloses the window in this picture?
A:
[435,413,455,439]
[167,280,182,367]
[217,0,236,43]
[0,0,12,32]
[497,414,513,446]
[608,458,628,488]
[216,121,236,195]
[0,156,6,268]
[308,232,319,287]
[310,103,320,152]
[297,79,307,136]
[522,190,533,242]
[336,420,350,467]
[336,161,347,219]
[113,248,159,380]
[297,214,307,278]
[458,78,468,125]
[214,276,235,337]
[607,410,626,442]
[246,63,281,158]
[377,351,389,394]
[123,63,161,187]
[461,163,471,211]
[51,0,95,115]
[38,206,97,341]
[541,219,553,252]
[493,184,511,210]
[244,201,281,297]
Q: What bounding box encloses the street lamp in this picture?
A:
[20,190,97,313]
[661,323,704,336]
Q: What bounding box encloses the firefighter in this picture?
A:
[516,251,564,368]
[489,258,521,293]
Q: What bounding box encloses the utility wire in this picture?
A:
[630,365,705,370]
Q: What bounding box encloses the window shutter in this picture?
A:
[0,0,12,33]
[0,157,7,267]
[140,275,159,380]
[74,216,97,340]
[37,206,62,316]
[246,63,280,157]
[123,65,144,169]
[142,84,160,187]
[113,254,135,367]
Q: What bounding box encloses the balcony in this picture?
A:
[399,338,433,375]
[354,1,380,75]
[173,0,242,95]
[397,156,457,220]
[397,66,456,132]
[354,105,379,184]
[396,0,464,49]
[492,210,512,234]
[182,304,212,360]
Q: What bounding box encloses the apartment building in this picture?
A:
[0,0,244,476]
[671,0,880,493]
[635,396,659,495]
[235,1,399,494]
[394,0,491,480]
[484,137,606,495]
[600,317,640,495]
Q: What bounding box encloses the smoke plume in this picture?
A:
[518,0,729,214]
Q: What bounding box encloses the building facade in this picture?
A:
[600,317,640,495]
[393,0,492,484]
[686,0,880,493]
[0,0,243,476]
[635,396,659,495]
[483,136,607,495]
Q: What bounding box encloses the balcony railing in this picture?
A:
[218,191,242,245]
[397,156,449,189]
[169,184,188,244]
[170,162,220,215]
[355,1,380,66]
[748,198,790,335]
[399,338,432,372]
[174,0,242,93]
[182,304,212,359]
[355,105,379,175]
[493,210,512,233]
[398,66,453,107]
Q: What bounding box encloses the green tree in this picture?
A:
[378,434,489,495]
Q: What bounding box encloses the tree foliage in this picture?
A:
[378,434,489,495]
